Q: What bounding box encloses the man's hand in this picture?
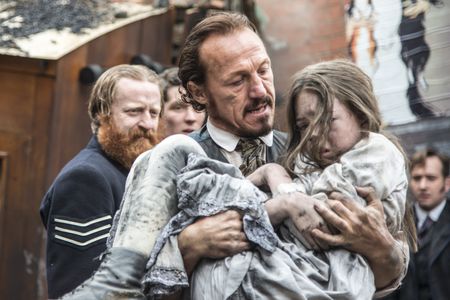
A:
[177,210,250,275]
[311,187,389,255]
[311,186,405,289]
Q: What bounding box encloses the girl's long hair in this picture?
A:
[282,59,416,250]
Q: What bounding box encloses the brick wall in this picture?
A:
[258,0,348,131]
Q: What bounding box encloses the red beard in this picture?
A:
[97,115,160,169]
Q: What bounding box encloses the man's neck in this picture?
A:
[206,118,273,152]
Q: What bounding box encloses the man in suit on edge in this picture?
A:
[383,148,450,300]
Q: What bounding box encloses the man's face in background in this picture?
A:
[410,155,450,211]
[97,78,162,169]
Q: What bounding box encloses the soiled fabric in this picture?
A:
[141,153,375,299]
[287,132,409,298]
[293,133,407,234]
[142,153,278,297]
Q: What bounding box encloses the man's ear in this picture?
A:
[444,176,450,194]
[187,81,208,106]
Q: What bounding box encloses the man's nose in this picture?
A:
[249,75,266,99]
[419,178,428,189]
[138,112,158,131]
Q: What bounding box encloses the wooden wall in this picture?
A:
[0,8,173,300]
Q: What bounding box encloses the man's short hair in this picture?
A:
[178,12,257,111]
[88,64,163,133]
[410,148,450,178]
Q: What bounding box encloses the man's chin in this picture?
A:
[238,122,273,138]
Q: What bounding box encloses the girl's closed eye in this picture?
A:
[296,122,308,132]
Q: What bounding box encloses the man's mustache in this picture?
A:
[129,128,160,145]
[245,96,273,112]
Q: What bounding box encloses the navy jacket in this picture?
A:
[382,199,450,300]
[40,136,128,298]
[189,126,287,164]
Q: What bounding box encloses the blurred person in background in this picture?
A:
[382,147,450,300]
[160,67,206,137]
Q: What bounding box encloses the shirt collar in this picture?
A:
[415,199,447,227]
[206,118,273,152]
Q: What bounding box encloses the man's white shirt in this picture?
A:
[206,118,273,168]
[415,198,446,229]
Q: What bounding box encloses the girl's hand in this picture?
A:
[265,192,331,250]
[285,193,331,250]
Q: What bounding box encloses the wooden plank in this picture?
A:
[0,131,34,299]
[140,6,174,66]
[0,55,57,76]
[0,74,54,300]
[0,71,36,134]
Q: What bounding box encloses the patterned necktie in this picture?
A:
[418,216,434,246]
[236,138,266,176]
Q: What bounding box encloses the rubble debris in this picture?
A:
[0,0,116,51]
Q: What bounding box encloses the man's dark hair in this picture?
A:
[410,148,450,178]
[160,67,182,102]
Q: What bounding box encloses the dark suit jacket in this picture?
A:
[382,199,450,300]
[189,126,287,164]
[40,136,128,298]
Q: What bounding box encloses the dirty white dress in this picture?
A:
[277,132,409,299]
[140,132,407,299]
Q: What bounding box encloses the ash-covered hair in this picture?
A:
[88,64,163,133]
[283,59,404,172]
[178,11,256,111]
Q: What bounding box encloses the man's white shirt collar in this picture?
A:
[206,118,273,152]
[415,199,446,228]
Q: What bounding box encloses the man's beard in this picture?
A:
[97,115,160,169]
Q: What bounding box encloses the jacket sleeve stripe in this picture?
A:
[54,233,110,246]
[54,215,112,227]
[54,224,111,237]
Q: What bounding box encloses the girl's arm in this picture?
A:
[248,164,331,250]
[247,163,293,194]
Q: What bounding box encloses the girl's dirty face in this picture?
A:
[295,90,362,163]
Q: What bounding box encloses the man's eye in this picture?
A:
[259,66,269,76]
[231,79,243,86]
